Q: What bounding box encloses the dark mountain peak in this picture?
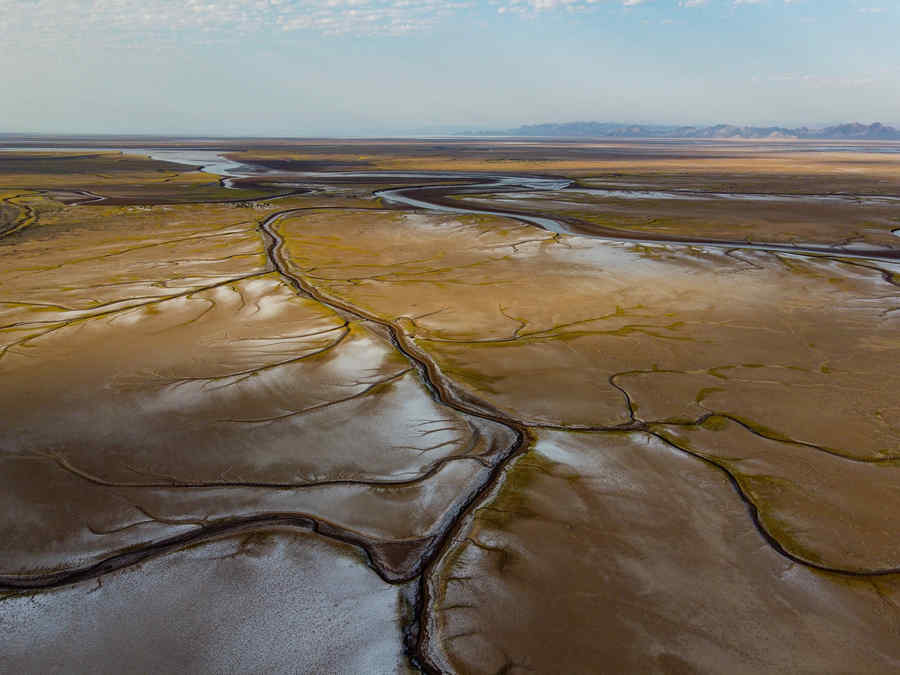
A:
[467,121,900,140]
[820,122,899,138]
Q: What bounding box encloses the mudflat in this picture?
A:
[1,139,898,673]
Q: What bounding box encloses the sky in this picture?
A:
[1,0,898,135]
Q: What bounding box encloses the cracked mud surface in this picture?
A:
[1,141,899,673]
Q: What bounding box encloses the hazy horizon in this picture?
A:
[4,119,900,141]
[3,0,899,136]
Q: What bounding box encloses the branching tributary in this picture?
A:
[256,207,530,671]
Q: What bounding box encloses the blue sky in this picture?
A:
[2,0,898,135]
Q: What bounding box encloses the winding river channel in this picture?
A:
[2,146,899,262]
[143,149,900,264]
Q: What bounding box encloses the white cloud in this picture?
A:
[0,0,695,46]
[0,0,474,43]
[492,0,645,17]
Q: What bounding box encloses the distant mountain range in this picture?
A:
[463,121,900,140]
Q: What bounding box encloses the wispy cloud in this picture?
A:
[0,0,473,43]
[0,0,659,44]
[494,0,640,15]
[2,0,886,47]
